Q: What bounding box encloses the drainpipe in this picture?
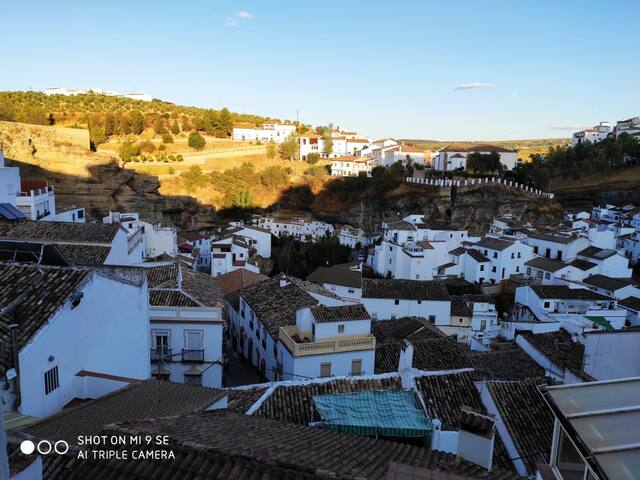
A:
[9,323,21,409]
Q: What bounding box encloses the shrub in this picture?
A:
[161,133,174,143]
[188,131,206,150]
[306,152,321,164]
[158,143,166,151]
[139,140,156,153]
[118,141,140,164]
[176,154,184,162]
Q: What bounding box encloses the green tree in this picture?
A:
[218,108,233,137]
[322,136,333,156]
[171,120,180,135]
[129,110,144,135]
[161,133,174,143]
[306,152,321,164]
[233,187,255,208]
[266,140,277,159]
[87,115,107,149]
[278,136,299,161]
[188,131,206,150]
[118,141,140,165]
[180,165,208,193]
[154,118,167,134]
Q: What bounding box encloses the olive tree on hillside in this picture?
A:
[188,131,206,150]
[278,136,299,161]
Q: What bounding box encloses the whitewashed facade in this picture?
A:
[232,123,296,143]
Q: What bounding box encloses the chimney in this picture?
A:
[398,339,414,372]
[457,406,496,471]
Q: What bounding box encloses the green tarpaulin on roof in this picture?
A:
[312,390,432,437]
[586,316,614,331]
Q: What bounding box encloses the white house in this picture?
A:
[145,261,224,388]
[140,220,177,258]
[374,144,427,168]
[432,144,518,171]
[178,231,212,271]
[0,150,20,206]
[465,237,533,284]
[522,232,589,262]
[622,231,640,263]
[277,304,376,381]
[337,225,366,249]
[253,215,334,242]
[582,274,640,300]
[575,246,632,278]
[307,262,362,303]
[0,264,149,418]
[330,156,374,177]
[619,296,640,326]
[0,218,144,265]
[234,277,319,380]
[444,294,500,345]
[221,224,272,258]
[615,115,640,140]
[361,278,451,323]
[571,122,612,146]
[232,123,296,143]
[211,234,259,277]
[299,135,349,160]
[513,285,627,333]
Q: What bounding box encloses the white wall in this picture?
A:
[277,345,375,381]
[361,297,450,323]
[19,272,149,417]
[0,165,21,205]
[583,331,640,380]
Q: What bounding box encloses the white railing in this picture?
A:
[279,326,376,357]
[405,176,555,200]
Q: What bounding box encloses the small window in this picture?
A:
[493,252,498,259]
[428,315,436,324]
[417,300,422,305]
[545,272,551,279]
[526,267,531,275]
[44,366,60,395]
[320,362,332,378]
[480,265,485,271]
[338,324,345,333]
[394,299,399,305]
[543,301,551,308]
[184,373,202,386]
[351,359,363,376]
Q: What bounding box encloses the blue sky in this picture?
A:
[1,0,638,140]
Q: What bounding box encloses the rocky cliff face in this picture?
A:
[309,183,563,234]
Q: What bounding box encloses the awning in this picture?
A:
[313,390,432,438]
[586,316,614,331]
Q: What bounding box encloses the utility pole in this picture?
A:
[296,108,299,123]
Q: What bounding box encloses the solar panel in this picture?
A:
[0,203,27,220]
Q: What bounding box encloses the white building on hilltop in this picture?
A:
[331,156,374,177]
[571,122,612,146]
[253,215,334,242]
[615,115,640,140]
[432,144,518,171]
[232,123,296,143]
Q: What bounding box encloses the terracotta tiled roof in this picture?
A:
[255,377,403,425]
[178,230,208,242]
[226,386,269,414]
[473,237,514,251]
[22,379,227,444]
[530,284,612,301]
[440,144,516,153]
[578,245,617,259]
[0,264,91,370]
[465,249,490,263]
[145,262,224,308]
[372,317,443,344]
[240,278,317,338]
[56,243,111,265]
[311,304,370,323]
[465,344,545,380]
[149,289,199,307]
[216,268,268,296]
[362,279,450,301]
[307,264,362,288]
[106,410,518,480]
[411,337,472,371]
[525,256,567,272]
[519,330,585,374]
[486,380,554,475]
[619,296,640,311]
[375,342,402,373]
[583,274,635,292]
[0,219,121,244]
[568,258,598,271]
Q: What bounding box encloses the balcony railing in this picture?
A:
[279,326,376,357]
[182,349,204,363]
[150,347,172,362]
[18,186,54,197]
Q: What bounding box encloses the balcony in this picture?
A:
[279,326,376,357]
[150,347,172,362]
[182,349,204,362]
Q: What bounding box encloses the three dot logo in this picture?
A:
[20,439,69,455]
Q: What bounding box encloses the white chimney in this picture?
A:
[457,406,496,471]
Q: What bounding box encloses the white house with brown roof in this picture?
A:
[330,156,373,177]
[464,237,533,284]
[210,234,259,277]
[433,144,518,171]
[277,304,376,380]
[252,215,334,242]
[0,264,150,418]
[144,261,224,388]
[307,262,362,303]
[375,144,427,168]
[522,231,589,262]
[220,224,272,258]
[571,121,612,146]
[232,123,296,143]
[178,230,211,271]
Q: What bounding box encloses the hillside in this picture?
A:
[402,138,570,162]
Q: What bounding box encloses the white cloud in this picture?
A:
[225,19,238,27]
[225,11,253,27]
[237,11,253,18]
[453,82,495,91]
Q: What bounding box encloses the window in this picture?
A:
[184,373,202,386]
[511,253,515,259]
[320,362,332,378]
[516,266,520,273]
[338,324,345,333]
[526,267,531,275]
[348,289,355,294]
[417,300,422,305]
[184,330,203,350]
[492,266,497,273]
[351,359,363,376]
[545,272,551,279]
[533,246,539,254]
[152,371,170,381]
[480,265,485,271]
[493,252,498,259]
[517,252,521,258]
[543,301,551,308]
[44,366,60,395]
[428,315,436,324]
[394,299,399,305]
